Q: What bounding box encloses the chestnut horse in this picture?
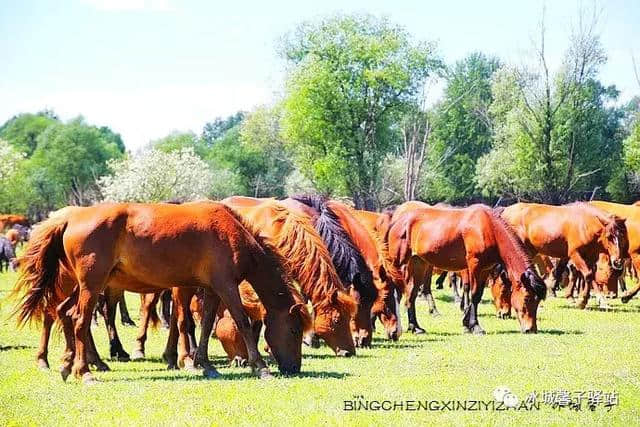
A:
[222,197,357,356]
[13,202,310,383]
[502,202,628,309]
[321,200,401,345]
[289,196,380,347]
[589,200,640,303]
[0,214,29,230]
[388,204,547,334]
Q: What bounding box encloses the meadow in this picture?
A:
[1,269,639,426]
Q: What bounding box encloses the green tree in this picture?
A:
[202,112,246,146]
[421,53,500,203]
[280,14,441,209]
[0,110,59,156]
[150,131,206,157]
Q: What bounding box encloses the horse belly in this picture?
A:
[421,240,468,271]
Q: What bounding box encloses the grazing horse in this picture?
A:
[589,201,640,303]
[222,197,357,356]
[388,204,546,334]
[502,202,628,309]
[322,201,401,345]
[6,229,21,248]
[0,214,29,230]
[13,202,310,383]
[289,196,380,347]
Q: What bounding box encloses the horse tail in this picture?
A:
[147,298,161,329]
[12,213,69,326]
[485,210,546,300]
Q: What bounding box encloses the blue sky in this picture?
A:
[1,0,639,150]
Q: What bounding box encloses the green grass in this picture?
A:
[1,270,639,427]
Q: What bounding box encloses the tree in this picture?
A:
[421,53,500,203]
[201,112,246,146]
[476,5,619,203]
[150,131,206,158]
[25,117,124,214]
[0,139,25,182]
[98,147,242,202]
[0,111,59,156]
[280,14,442,209]
[207,106,293,198]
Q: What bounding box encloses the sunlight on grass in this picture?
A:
[1,270,639,426]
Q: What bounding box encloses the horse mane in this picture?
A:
[217,204,301,308]
[292,195,374,299]
[258,200,356,315]
[483,207,546,299]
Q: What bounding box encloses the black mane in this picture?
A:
[292,195,375,300]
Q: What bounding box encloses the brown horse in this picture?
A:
[388,204,546,334]
[323,201,401,345]
[13,202,310,383]
[288,196,381,347]
[222,197,357,356]
[589,201,640,303]
[502,202,628,309]
[0,214,29,230]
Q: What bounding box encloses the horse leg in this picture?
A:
[119,292,136,326]
[193,290,220,378]
[423,267,441,317]
[405,257,427,334]
[131,292,159,360]
[71,286,100,384]
[571,253,594,310]
[216,284,271,378]
[173,288,195,370]
[36,312,54,370]
[57,289,79,382]
[162,305,179,369]
[434,270,447,290]
[102,287,129,361]
[86,326,110,371]
[160,290,172,329]
[450,272,462,306]
[463,263,487,335]
[621,255,640,303]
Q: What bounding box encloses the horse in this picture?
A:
[13,202,311,383]
[388,204,547,334]
[6,229,21,248]
[501,202,628,309]
[222,197,357,356]
[321,200,401,345]
[0,236,17,272]
[288,196,382,347]
[0,214,29,231]
[588,201,640,303]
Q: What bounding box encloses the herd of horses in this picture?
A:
[2,197,637,384]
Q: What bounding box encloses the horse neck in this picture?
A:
[487,212,529,280]
[243,252,293,313]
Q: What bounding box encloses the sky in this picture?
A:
[1,0,639,150]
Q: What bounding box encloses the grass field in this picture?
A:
[1,269,639,426]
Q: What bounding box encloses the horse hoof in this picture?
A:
[94,363,110,372]
[203,368,221,379]
[130,350,145,361]
[621,294,632,304]
[60,367,71,382]
[122,320,136,327]
[82,373,98,386]
[37,359,50,370]
[413,327,426,334]
[576,301,587,310]
[430,311,441,318]
[166,363,178,370]
[472,326,486,335]
[257,368,273,379]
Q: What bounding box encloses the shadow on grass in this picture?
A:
[491,329,583,335]
[100,369,349,382]
[0,345,34,351]
[302,353,372,360]
[557,303,640,313]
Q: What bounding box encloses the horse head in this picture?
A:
[312,289,357,357]
[601,217,628,271]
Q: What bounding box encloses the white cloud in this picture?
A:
[1,83,272,151]
[81,0,173,12]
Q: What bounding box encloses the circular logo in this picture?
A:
[503,392,519,408]
[493,386,511,402]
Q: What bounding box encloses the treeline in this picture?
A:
[1,10,640,218]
